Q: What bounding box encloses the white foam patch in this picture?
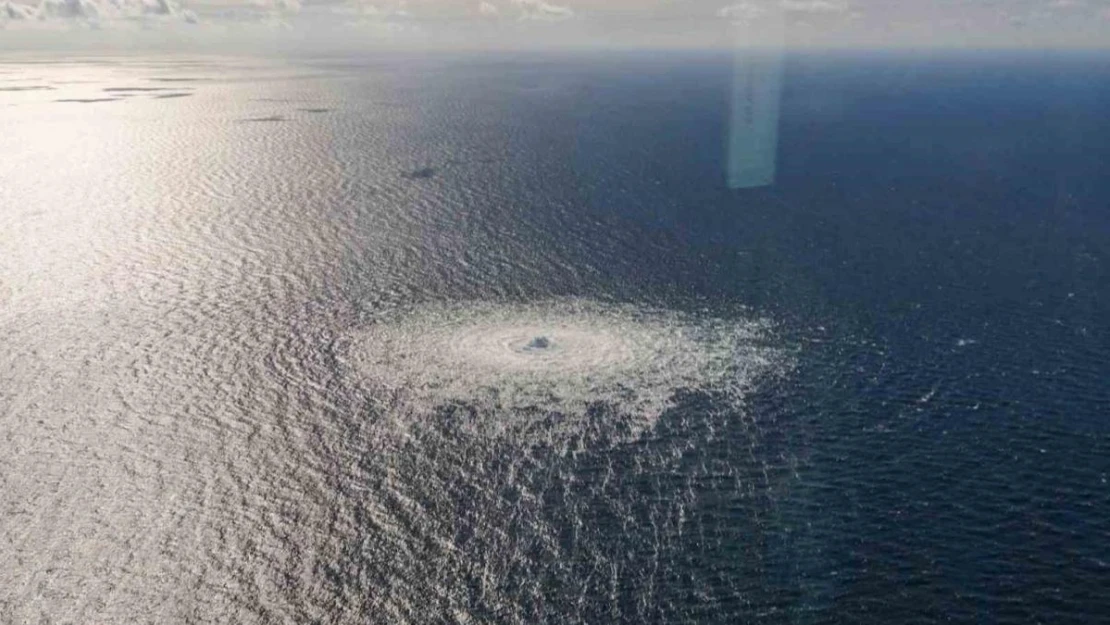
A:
[345,299,787,443]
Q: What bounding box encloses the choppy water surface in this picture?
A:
[1,53,1109,623]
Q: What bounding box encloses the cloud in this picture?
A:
[37,0,96,19]
[2,0,36,18]
[478,0,497,16]
[327,0,379,17]
[718,0,848,23]
[510,0,572,21]
[141,0,185,16]
[329,0,417,19]
[779,0,847,13]
[0,0,197,25]
[257,0,300,14]
[717,2,766,22]
[1005,0,1106,28]
[322,0,424,36]
[1047,0,1086,9]
[2,0,1108,47]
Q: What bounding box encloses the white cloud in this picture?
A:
[511,0,572,21]
[2,0,36,18]
[37,0,96,19]
[2,0,1109,47]
[717,2,765,22]
[718,0,847,23]
[780,0,847,14]
[324,0,424,35]
[254,0,300,14]
[328,0,379,17]
[144,0,179,15]
[330,0,417,20]
[0,0,196,24]
[1004,0,1104,28]
[1047,0,1086,9]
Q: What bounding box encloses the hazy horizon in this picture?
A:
[3,0,1110,52]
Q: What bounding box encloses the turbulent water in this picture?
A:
[1,52,1109,624]
[346,299,785,445]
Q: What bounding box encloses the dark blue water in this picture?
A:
[747,52,1106,622]
[2,51,1108,623]
[468,50,1110,622]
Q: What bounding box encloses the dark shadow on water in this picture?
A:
[55,98,121,103]
[401,167,437,180]
[238,115,286,123]
[104,87,177,93]
[298,107,331,113]
[154,92,194,99]
[0,86,54,92]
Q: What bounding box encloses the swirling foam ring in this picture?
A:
[347,300,783,443]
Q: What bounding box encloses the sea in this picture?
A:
[1,50,1108,624]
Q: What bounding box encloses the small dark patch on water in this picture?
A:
[154,92,194,99]
[55,98,121,103]
[298,107,331,113]
[104,87,177,93]
[402,167,437,180]
[0,86,54,92]
[238,115,286,123]
[149,77,207,83]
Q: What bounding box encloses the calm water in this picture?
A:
[1,52,1108,623]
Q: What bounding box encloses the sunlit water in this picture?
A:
[1,53,1109,624]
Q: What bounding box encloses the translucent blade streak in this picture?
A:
[727,11,785,189]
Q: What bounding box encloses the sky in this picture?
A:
[2,0,1110,50]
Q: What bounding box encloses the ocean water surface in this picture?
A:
[1,51,1109,623]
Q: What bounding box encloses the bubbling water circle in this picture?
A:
[344,299,787,443]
